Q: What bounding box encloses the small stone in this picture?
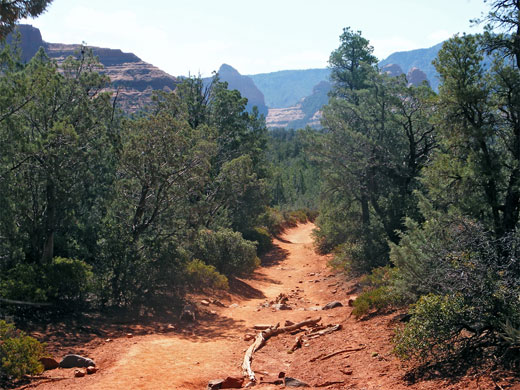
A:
[278,371,286,378]
[201,299,210,306]
[221,376,244,388]
[39,357,59,370]
[86,366,97,375]
[244,333,255,341]
[126,333,133,338]
[105,338,113,342]
[74,369,86,378]
[285,377,310,387]
[60,354,95,368]
[210,310,217,315]
[322,301,343,310]
[348,299,355,307]
[284,320,295,327]
[229,303,239,308]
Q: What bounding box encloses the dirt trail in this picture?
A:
[32,223,515,390]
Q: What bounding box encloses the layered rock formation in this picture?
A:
[4,25,178,112]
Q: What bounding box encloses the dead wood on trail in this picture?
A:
[242,317,321,382]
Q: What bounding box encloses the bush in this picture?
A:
[185,259,229,290]
[351,266,404,317]
[194,229,260,276]
[45,257,93,305]
[0,321,45,379]
[0,264,47,303]
[0,258,93,308]
[393,294,468,360]
[390,215,520,362]
[243,227,273,255]
[328,228,389,276]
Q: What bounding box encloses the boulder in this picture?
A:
[60,354,95,368]
[322,301,343,310]
[40,357,59,370]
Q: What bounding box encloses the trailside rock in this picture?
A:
[285,377,310,387]
[74,369,86,377]
[322,301,343,310]
[86,366,98,375]
[40,357,59,370]
[60,354,95,368]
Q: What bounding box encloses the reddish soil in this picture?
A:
[22,223,520,390]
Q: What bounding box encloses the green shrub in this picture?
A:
[258,207,285,236]
[352,266,404,317]
[0,264,47,303]
[185,259,229,290]
[393,294,467,360]
[243,227,273,255]
[45,257,93,304]
[194,229,260,276]
[329,231,389,275]
[0,321,45,379]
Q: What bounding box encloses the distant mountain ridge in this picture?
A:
[249,68,331,108]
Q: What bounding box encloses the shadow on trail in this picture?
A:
[261,242,289,267]
[228,277,265,299]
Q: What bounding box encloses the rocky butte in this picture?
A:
[4,24,178,112]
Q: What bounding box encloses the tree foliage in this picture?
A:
[0,0,53,39]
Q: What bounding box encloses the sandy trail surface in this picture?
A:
[30,223,519,390]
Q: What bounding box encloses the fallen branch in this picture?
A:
[311,346,365,362]
[289,335,303,353]
[315,380,345,387]
[242,317,321,382]
[19,376,69,390]
[307,324,342,339]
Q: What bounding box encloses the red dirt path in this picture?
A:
[27,223,520,390]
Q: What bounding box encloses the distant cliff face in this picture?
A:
[381,63,404,77]
[5,25,178,112]
[406,67,429,87]
[217,64,268,117]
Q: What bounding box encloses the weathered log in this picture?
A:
[242,317,321,382]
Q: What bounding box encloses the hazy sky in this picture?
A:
[22,0,491,77]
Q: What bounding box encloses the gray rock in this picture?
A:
[59,354,95,368]
[285,377,310,387]
[322,301,343,310]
